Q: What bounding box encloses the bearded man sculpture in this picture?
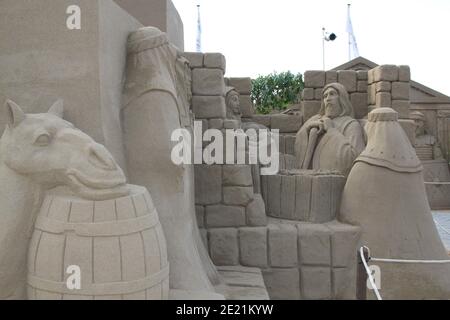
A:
[410,111,443,161]
[295,83,365,176]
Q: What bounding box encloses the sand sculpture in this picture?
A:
[0,99,168,300]
[122,27,225,299]
[225,87,242,121]
[340,108,450,299]
[295,83,365,176]
[1,1,450,301]
[411,111,443,161]
[28,185,169,300]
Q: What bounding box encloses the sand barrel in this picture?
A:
[27,185,169,300]
[261,170,346,223]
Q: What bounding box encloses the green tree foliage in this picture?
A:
[251,71,304,114]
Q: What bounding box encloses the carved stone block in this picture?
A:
[368,69,374,85]
[181,52,204,68]
[391,82,410,100]
[376,92,392,108]
[373,65,399,82]
[328,222,361,268]
[392,100,411,119]
[205,205,246,228]
[305,71,326,88]
[209,228,239,266]
[223,186,254,206]
[326,71,338,84]
[195,165,222,205]
[368,84,376,105]
[192,68,225,96]
[300,266,332,299]
[351,93,369,119]
[333,267,357,299]
[239,227,268,268]
[192,96,226,119]
[357,81,368,93]
[203,53,226,73]
[302,88,315,101]
[357,70,368,80]
[376,81,391,93]
[268,224,298,267]
[338,70,357,93]
[262,268,300,300]
[223,165,253,186]
[298,223,331,266]
[399,65,411,82]
[246,194,268,227]
[228,77,252,95]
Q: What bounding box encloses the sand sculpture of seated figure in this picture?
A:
[226,86,276,158]
[410,111,443,161]
[295,83,365,176]
[0,100,129,299]
[226,87,242,121]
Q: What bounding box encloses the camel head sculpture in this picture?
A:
[1,99,129,200]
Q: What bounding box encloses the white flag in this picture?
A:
[196,5,202,52]
[346,4,359,60]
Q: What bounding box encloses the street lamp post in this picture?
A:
[322,28,337,70]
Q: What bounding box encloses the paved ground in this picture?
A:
[432,210,450,251]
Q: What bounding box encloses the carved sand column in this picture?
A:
[122,27,222,295]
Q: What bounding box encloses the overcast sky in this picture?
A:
[172,0,450,96]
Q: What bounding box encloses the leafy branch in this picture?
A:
[251,71,304,114]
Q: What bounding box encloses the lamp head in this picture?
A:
[324,32,337,41]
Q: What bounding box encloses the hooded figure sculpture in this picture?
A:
[122,27,225,299]
[295,83,365,176]
[340,107,450,299]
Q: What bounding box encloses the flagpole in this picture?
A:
[196,4,202,52]
[346,3,359,60]
[322,27,326,70]
[348,4,351,61]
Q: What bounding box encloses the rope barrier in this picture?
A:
[358,245,450,300]
[370,257,450,264]
[362,243,450,264]
[359,246,383,300]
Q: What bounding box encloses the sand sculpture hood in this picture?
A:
[123,27,191,128]
[340,107,450,299]
[356,108,422,173]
